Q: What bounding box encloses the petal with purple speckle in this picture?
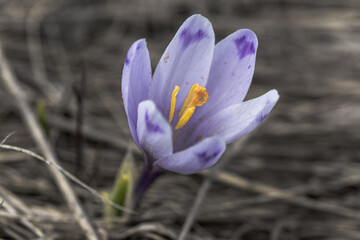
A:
[189,90,279,144]
[148,14,215,126]
[122,39,152,147]
[203,29,258,117]
[137,100,173,161]
[154,136,226,175]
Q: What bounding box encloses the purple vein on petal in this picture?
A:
[234,35,256,59]
[196,150,221,163]
[257,100,272,123]
[125,41,145,65]
[124,54,130,65]
[145,111,164,133]
[257,113,269,124]
[179,28,208,49]
[136,40,144,50]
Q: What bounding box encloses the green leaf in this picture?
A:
[103,150,137,218]
[36,100,50,135]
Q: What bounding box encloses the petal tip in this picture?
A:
[256,90,279,123]
[268,89,280,102]
[138,99,155,111]
[232,29,258,60]
[242,29,258,46]
[186,14,209,23]
[133,39,147,51]
[124,39,148,66]
[178,14,214,49]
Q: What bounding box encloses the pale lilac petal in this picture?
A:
[204,29,258,116]
[122,39,152,146]
[173,30,258,147]
[137,100,173,161]
[154,136,225,175]
[148,14,215,124]
[189,90,279,144]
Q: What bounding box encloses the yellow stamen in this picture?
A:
[175,84,208,129]
[169,85,180,122]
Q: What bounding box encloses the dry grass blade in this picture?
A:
[0,143,136,215]
[48,114,139,153]
[206,170,360,221]
[26,0,61,102]
[0,185,44,237]
[0,42,99,240]
[178,139,248,240]
[0,131,16,145]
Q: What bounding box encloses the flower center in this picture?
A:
[168,83,209,129]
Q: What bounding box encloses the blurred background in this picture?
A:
[0,0,359,239]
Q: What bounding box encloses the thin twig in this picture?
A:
[204,169,360,212]
[177,178,212,240]
[48,114,139,153]
[0,185,44,237]
[0,143,136,215]
[178,139,248,240]
[0,43,99,240]
[74,65,86,175]
[205,170,360,221]
[44,21,75,87]
[0,184,31,215]
[26,0,61,102]
[0,131,16,145]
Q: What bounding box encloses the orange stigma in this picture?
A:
[168,84,209,129]
[175,84,208,129]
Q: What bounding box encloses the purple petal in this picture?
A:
[148,14,215,125]
[189,90,279,144]
[203,29,258,117]
[122,39,152,146]
[154,136,226,175]
[137,100,173,161]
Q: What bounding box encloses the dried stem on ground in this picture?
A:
[0,43,100,240]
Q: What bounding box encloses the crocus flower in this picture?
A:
[122,14,279,205]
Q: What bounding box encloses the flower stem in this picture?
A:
[131,164,164,209]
